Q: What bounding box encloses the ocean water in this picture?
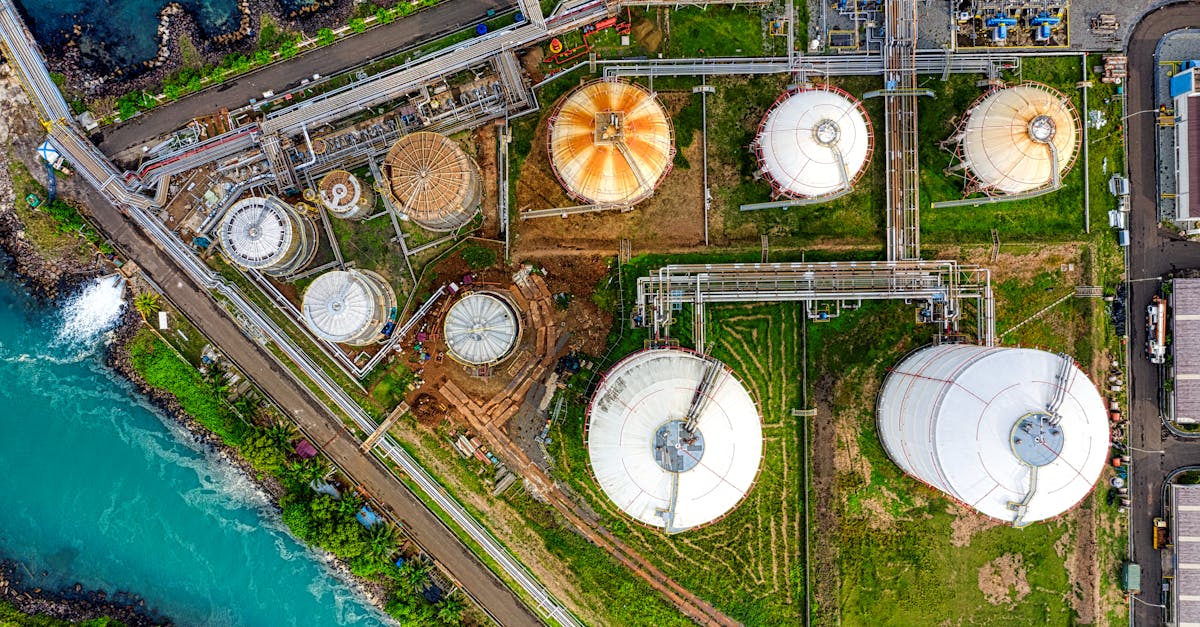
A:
[0,273,387,626]
[13,0,242,73]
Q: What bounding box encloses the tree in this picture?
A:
[133,292,161,320]
[350,18,367,34]
[436,592,465,625]
[317,27,335,46]
[365,523,399,563]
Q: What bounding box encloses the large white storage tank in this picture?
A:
[301,270,396,346]
[955,82,1079,195]
[751,84,873,199]
[877,344,1109,526]
[587,349,763,533]
[218,195,318,277]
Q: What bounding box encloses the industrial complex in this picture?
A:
[0,0,1195,623]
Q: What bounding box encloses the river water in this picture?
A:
[0,273,387,625]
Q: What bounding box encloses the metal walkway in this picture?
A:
[883,0,921,261]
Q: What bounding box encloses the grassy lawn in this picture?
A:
[547,294,805,624]
[327,213,411,292]
[663,6,769,58]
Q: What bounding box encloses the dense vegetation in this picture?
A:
[125,329,461,624]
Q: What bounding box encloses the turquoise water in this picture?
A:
[0,273,387,626]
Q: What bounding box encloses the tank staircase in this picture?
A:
[1045,352,1076,422]
[684,357,724,433]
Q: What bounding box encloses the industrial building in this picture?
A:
[1171,484,1200,624]
[217,195,318,277]
[301,269,396,346]
[382,132,482,232]
[947,82,1079,196]
[1170,279,1200,423]
[751,84,873,200]
[877,344,1108,526]
[587,349,762,533]
[953,2,1067,48]
[317,170,375,221]
[547,79,674,207]
[443,291,521,366]
[1171,66,1200,235]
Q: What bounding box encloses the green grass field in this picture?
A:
[549,300,805,625]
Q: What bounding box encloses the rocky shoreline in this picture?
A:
[0,561,170,626]
[45,0,367,99]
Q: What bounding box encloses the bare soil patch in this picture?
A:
[978,553,1032,606]
[810,374,841,622]
[948,502,1002,548]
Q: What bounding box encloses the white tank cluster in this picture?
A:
[443,291,520,366]
[751,84,873,199]
[382,131,482,232]
[301,270,396,346]
[318,170,374,221]
[218,195,317,277]
[587,349,763,533]
[876,344,1109,526]
[954,82,1079,195]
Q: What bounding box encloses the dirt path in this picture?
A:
[810,373,841,623]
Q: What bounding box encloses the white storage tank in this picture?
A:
[955,82,1079,195]
[301,270,396,346]
[218,195,318,277]
[751,84,873,199]
[443,291,520,366]
[318,170,374,221]
[876,344,1109,526]
[587,349,763,533]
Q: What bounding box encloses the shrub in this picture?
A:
[460,245,497,270]
[317,27,335,46]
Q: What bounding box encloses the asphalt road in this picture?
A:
[97,0,511,158]
[1125,3,1200,623]
[67,183,541,626]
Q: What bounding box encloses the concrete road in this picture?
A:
[73,186,542,626]
[1125,3,1200,623]
[98,0,511,157]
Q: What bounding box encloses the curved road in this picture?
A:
[97,0,510,157]
[1125,3,1200,624]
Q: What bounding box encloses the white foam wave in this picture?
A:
[54,275,126,349]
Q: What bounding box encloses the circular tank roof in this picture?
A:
[877,345,1108,524]
[302,270,391,345]
[383,132,480,231]
[587,349,762,533]
[218,196,295,269]
[548,80,674,206]
[960,83,1079,195]
[319,170,369,214]
[443,292,519,366]
[754,85,873,199]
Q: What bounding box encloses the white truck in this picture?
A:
[1148,295,1167,364]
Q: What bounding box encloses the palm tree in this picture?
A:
[267,418,299,448]
[365,523,400,563]
[133,292,161,321]
[290,459,332,486]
